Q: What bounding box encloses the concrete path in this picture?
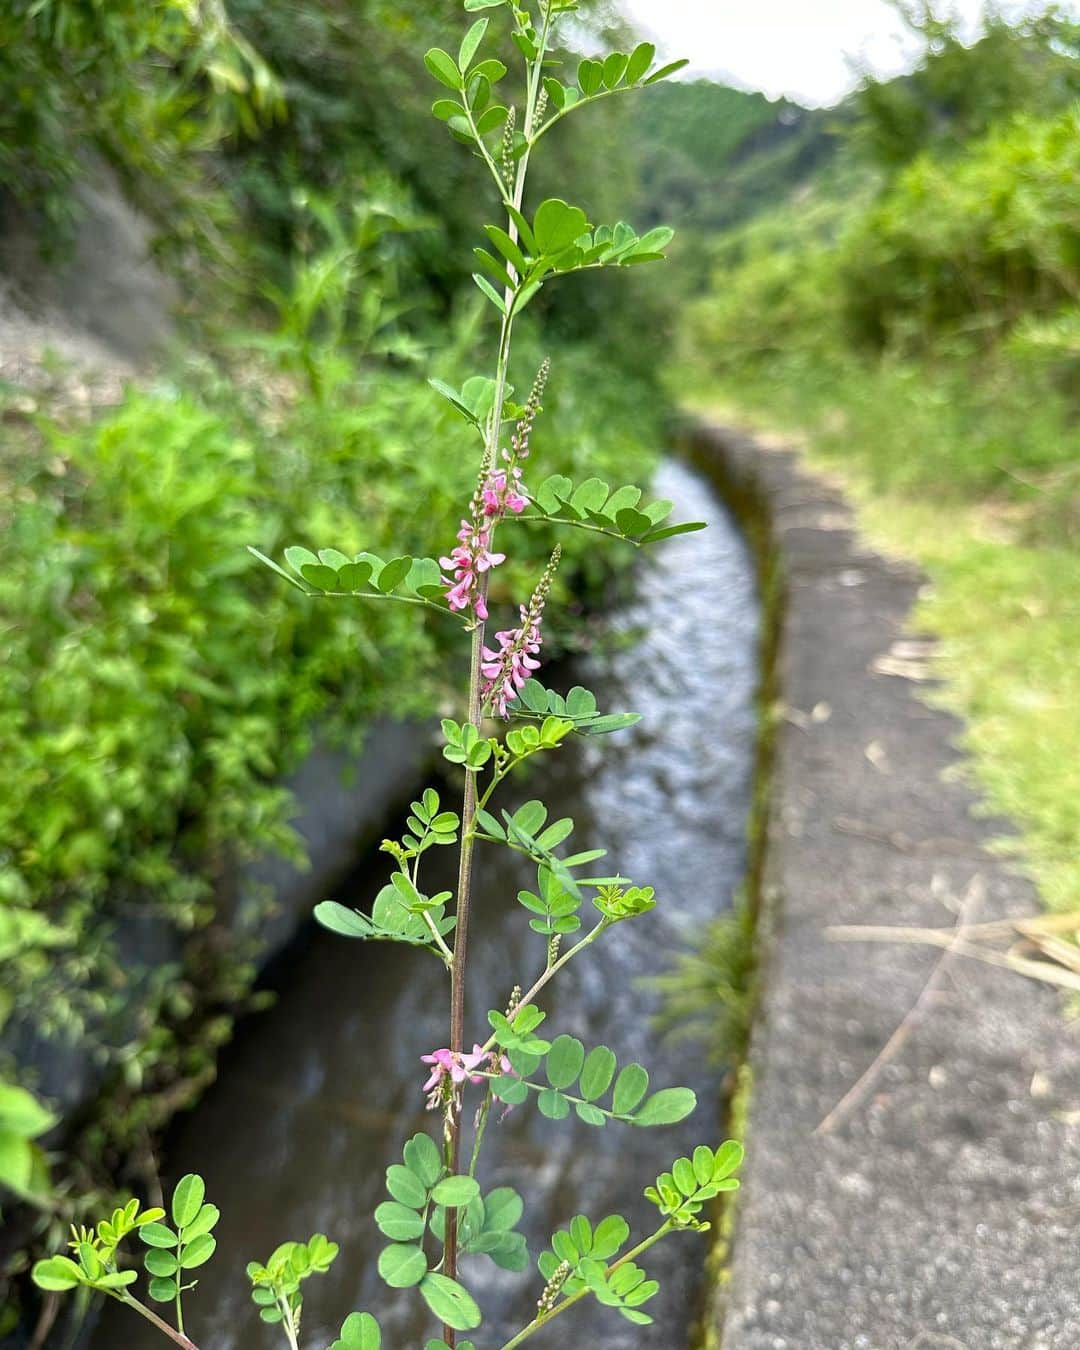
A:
[691,425,1080,1350]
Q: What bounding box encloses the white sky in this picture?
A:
[617,1,1072,106]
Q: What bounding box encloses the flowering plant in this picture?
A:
[33,3,742,1346]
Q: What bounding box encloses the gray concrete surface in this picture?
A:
[693,424,1080,1350]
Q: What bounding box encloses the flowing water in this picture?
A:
[92,459,759,1350]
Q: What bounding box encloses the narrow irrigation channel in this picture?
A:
[92,459,759,1350]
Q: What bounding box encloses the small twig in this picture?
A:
[815,876,984,1135]
[828,915,1080,993]
[29,1292,59,1350]
[832,815,984,858]
[118,1293,199,1349]
[831,910,1080,942]
[420,909,455,967]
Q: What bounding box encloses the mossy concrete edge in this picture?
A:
[678,418,786,1347]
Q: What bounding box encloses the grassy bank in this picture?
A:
[679,354,1078,912]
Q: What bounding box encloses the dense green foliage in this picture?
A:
[0,0,281,249]
[681,7,1079,912]
[0,6,678,1291]
[0,326,659,1090]
[0,0,663,359]
[694,102,1079,390]
[850,5,1079,171]
[843,108,1080,350]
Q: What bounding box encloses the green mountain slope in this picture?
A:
[631,79,838,234]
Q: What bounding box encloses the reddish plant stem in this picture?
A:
[443,597,488,1346]
[441,10,551,1339]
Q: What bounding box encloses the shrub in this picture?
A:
[839,108,1080,349]
[0,333,658,1094]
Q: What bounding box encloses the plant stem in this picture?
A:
[478,920,611,1056]
[118,1293,200,1349]
[448,614,488,1044]
[443,540,491,1345]
[279,1297,300,1350]
[443,14,554,1342]
[497,1224,674,1350]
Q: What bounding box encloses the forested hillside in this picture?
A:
[680,7,1079,912]
[630,79,837,235]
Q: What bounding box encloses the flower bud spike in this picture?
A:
[538,1259,571,1315]
[511,358,550,464]
[481,546,561,716]
[531,87,549,135]
[502,106,518,190]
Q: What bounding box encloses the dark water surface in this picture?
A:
[93,460,759,1350]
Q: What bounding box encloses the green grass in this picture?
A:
[678,352,1079,912]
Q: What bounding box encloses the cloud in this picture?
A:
[616,0,1059,106]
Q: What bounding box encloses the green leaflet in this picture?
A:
[329,1313,382,1350]
[523,474,706,542]
[419,1273,483,1332]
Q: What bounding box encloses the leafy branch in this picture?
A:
[248,546,452,615]
[518,473,707,545]
[531,47,691,148]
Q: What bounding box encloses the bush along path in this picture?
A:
[689,422,1080,1350]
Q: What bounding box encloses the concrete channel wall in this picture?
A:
[4,723,432,1129]
[690,423,1080,1350]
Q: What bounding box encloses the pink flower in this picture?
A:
[481,468,528,518]
[421,1045,511,1110]
[439,518,505,621]
[481,605,543,717]
[421,1044,487,1091]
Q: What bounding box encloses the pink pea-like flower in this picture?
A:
[421,1045,512,1110]
[421,1044,487,1092]
[481,605,543,717]
[481,468,528,518]
[440,518,505,621]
